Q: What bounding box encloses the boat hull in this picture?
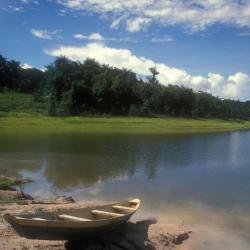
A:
[4,199,140,240]
[5,214,132,240]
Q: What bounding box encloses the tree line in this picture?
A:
[0,55,45,93]
[1,54,250,119]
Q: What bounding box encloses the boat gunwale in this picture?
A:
[4,198,140,228]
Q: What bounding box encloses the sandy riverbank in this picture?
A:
[0,192,191,250]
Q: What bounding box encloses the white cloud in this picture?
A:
[151,35,174,43]
[89,33,103,41]
[74,32,132,42]
[20,63,33,69]
[31,29,62,40]
[58,9,67,16]
[74,34,86,39]
[110,15,125,29]
[222,73,250,100]
[45,42,250,100]
[126,17,151,32]
[20,0,39,4]
[74,32,104,41]
[40,67,46,72]
[56,0,250,32]
[4,5,24,12]
[1,0,39,12]
[20,0,30,3]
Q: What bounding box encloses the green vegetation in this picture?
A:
[1,54,250,120]
[40,57,250,119]
[0,54,44,93]
[0,92,249,134]
[1,116,250,134]
[0,92,249,135]
[0,177,17,190]
[0,92,45,115]
[0,176,32,191]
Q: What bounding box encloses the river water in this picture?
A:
[1,130,250,248]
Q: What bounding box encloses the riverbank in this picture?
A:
[1,115,250,134]
[0,191,191,250]
[1,184,249,250]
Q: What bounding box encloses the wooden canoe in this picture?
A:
[3,198,140,241]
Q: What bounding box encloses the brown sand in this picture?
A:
[0,197,191,250]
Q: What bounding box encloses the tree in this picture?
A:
[1,52,250,120]
[148,66,159,85]
[0,55,21,91]
[19,68,45,93]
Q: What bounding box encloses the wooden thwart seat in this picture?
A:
[15,216,26,220]
[112,205,135,211]
[32,218,47,221]
[15,216,47,221]
[58,214,92,222]
[91,210,124,218]
[129,199,140,205]
[3,198,140,241]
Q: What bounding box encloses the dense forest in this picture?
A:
[1,54,250,119]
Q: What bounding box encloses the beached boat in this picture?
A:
[4,198,140,240]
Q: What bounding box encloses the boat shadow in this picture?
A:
[65,218,157,250]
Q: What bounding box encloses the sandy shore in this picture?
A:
[0,194,191,250]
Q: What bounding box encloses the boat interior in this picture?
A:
[11,199,140,222]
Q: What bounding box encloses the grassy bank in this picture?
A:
[1,92,250,134]
[0,115,250,134]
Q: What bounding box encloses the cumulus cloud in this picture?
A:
[56,0,250,32]
[222,73,250,100]
[31,29,62,40]
[20,63,33,69]
[45,42,250,100]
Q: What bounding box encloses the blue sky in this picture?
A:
[1,0,250,100]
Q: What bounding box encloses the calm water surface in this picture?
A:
[1,130,250,247]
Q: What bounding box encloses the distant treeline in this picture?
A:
[1,54,250,119]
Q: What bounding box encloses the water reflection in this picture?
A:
[0,131,249,204]
[0,132,250,207]
[2,130,250,247]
